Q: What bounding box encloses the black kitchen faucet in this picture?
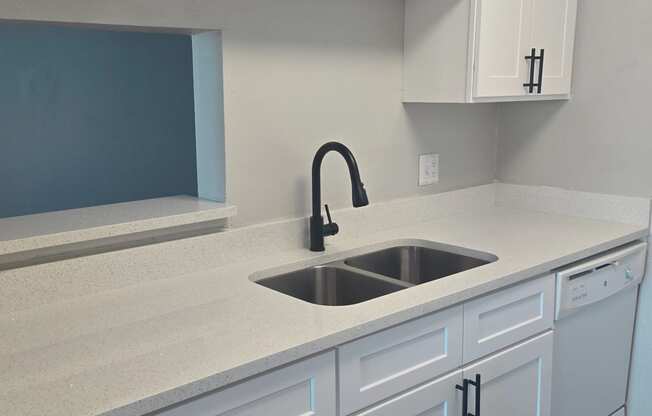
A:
[310,141,369,252]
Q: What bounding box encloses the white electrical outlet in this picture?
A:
[418,153,439,186]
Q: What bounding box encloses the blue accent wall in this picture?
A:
[0,22,198,218]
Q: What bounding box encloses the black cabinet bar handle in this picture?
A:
[456,379,469,416]
[536,49,545,93]
[467,374,481,416]
[523,48,537,93]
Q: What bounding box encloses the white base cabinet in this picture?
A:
[463,331,553,416]
[153,351,336,416]
[338,306,463,415]
[354,331,552,416]
[356,370,464,416]
[463,274,554,363]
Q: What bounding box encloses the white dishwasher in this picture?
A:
[552,241,647,416]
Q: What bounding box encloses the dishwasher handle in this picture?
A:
[559,242,646,279]
[555,242,647,320]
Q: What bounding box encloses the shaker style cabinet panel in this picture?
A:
[356,370,463,416]
[461,331,553,416]
[473,0,533,98]
[403,0,577,102]
[463,274,554,363]
[153,351,336,416]
[338,306,463,415]
[351,321,553,416]
[528,0,578,95]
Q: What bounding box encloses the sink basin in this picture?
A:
[253,241,497,306]
[345,245,496,285]
[255,266,406,306]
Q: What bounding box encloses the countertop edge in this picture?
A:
[0,197,237,267]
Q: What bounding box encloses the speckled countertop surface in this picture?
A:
[1,207,647,416]
[0,196,236,261]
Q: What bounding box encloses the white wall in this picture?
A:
[221,7,498,226]
[497,1,652,196]
[0,0,499,226]
[496,1,652,414]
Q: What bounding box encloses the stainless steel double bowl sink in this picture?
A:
[252,241,498,306]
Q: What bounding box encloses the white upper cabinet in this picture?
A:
[529,0,578,95]
[474,0,534,98]
[403,0,578,103]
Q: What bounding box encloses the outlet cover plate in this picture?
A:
[419,153,439,186]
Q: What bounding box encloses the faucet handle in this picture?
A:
[323,204,339,237]
[325,204,334,224]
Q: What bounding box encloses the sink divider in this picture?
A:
[324,261,415,289]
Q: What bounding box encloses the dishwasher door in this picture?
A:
[552,242,647,416]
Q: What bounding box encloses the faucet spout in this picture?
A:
[310,141,369,252]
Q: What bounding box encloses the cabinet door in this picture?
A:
[529,0,578,95]
[473,0,533,98]
[154,351,336,416]
[463,331,553,416]
[463,274,554,363]
[356,370,463,416]
[339,306,463,415]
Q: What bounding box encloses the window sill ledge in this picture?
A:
[0,196,237,269]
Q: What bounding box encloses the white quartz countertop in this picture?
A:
[1,207,647,416]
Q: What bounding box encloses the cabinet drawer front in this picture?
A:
[356,370,463,416]
[463,275,554,362]
[154,351,336,416]
[339,306,463,415]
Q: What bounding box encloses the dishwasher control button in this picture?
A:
[625,268,634,281]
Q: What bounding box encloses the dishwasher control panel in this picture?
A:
[555,242,647,320]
